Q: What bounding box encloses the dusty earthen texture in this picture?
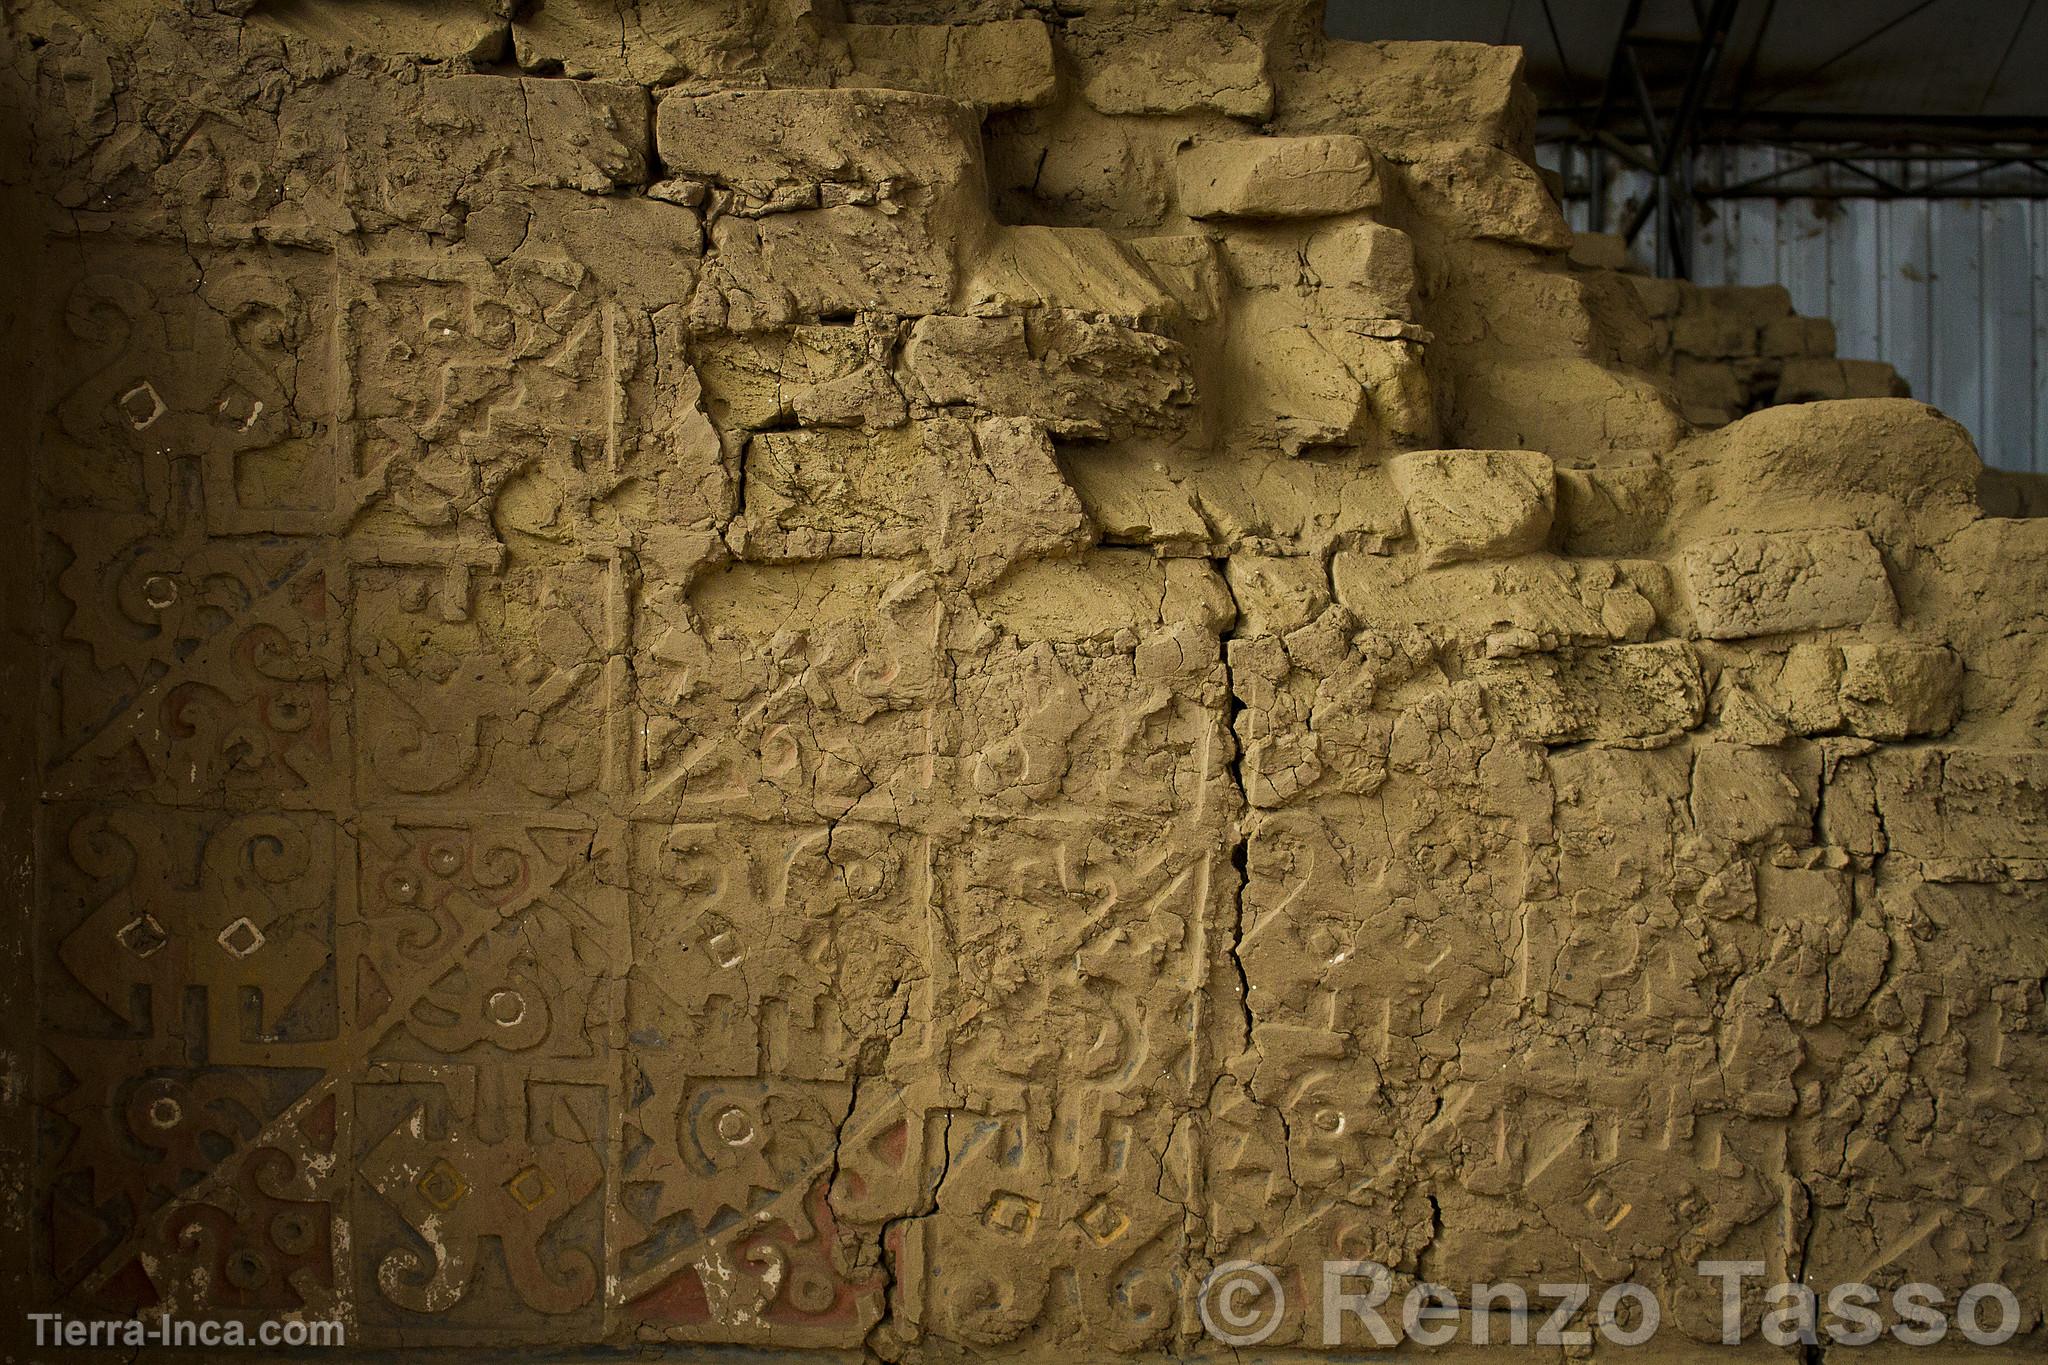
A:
[3,1,2046,1359]
[1567,232,1912,429]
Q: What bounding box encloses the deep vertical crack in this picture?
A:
[1213,557,1255,1063]
[861,1110,955,1365]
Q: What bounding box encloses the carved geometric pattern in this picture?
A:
[14,5,2048,1360]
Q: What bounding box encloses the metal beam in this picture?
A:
[1583,0,1743,277]
[1554,0,2048,271]
[1548,140,2048,201]
[1541,108,2048,145]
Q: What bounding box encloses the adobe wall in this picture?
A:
[4,0,2045,1356]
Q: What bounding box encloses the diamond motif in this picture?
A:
[505,1165,554,1211]
[216,916,266,958]
[417,1158,468,1211]
[116,913,169,959]
[1078,1196,1129,1245]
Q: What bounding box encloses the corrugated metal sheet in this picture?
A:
[1544,144,2048,473]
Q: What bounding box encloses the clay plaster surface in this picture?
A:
[0,0,2045,1359]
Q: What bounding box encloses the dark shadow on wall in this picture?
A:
[1981,468,2048,517]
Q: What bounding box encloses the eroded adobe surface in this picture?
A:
[2,0,2046,1358]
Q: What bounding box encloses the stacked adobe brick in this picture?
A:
[3,0,2043,1358]
[1570,231,1911,427]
